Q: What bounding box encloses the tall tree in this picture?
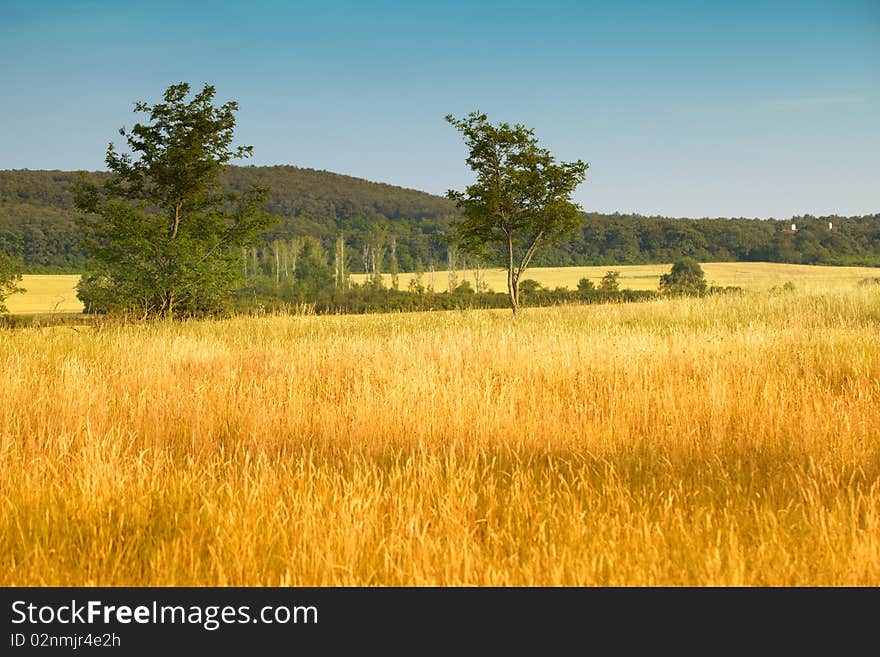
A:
[271,238,286,284]
[389,235,399,290]
[0,254,25,313]
[446,112,588,314]
[334,234,347,290]
[75,82,275,317]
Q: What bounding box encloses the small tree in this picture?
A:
[0,254,25,313]
[659,258,707,295]
[473,259,489,293]
[75,82,275,317]
[446,112,588,314]
[576,277,595,297]
[409,258,426,294]
[518,279,544,294]
[599,270,620,292]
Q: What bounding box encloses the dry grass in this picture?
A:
[1,287,879,585]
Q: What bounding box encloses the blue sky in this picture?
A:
[1,0,877,218]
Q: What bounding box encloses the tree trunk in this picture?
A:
[390,236,399,290]
[447,244,458,292]
[506,232,518,315]
[289,238,301,278]
[170,200,182,239]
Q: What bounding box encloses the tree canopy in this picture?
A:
[659,258,707,295]
[0,253,24,313]
[74,83,275,316]
[446,112,588,313]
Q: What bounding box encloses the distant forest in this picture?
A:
[1,166,878,273]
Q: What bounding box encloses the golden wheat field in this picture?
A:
[2,286,879,586]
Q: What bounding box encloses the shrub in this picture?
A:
[518,279,545,296]
[599,271,620,292]
[577,278,595,297]
[659,259,707,295]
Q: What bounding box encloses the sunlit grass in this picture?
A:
[1,287,879,585]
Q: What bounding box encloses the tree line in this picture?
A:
[2,170,878,275]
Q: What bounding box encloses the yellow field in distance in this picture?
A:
[352,261,879,293]
[5,262,879,314]
[5,274,82,314]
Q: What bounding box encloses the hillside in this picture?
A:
[0,167,878,273]
[0,166,457,273]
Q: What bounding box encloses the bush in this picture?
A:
[518,279,544,295]
[659,258,707,295]
[577,278,595,297]
[599,271,620,292]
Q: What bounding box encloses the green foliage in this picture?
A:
[293,239,336,296]
[74,83,275,316]
[0,253,25,313]
[3,169,880,274]
[233,277,659,316]
[407,263,426,294]
[576,277,595,295]
[659,258,707,295]
[599,270,620,291]
[446,111,588,313]
[518,279,545,296]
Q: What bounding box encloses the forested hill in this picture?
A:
[0,166,457,273]
[1,166,878,272]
